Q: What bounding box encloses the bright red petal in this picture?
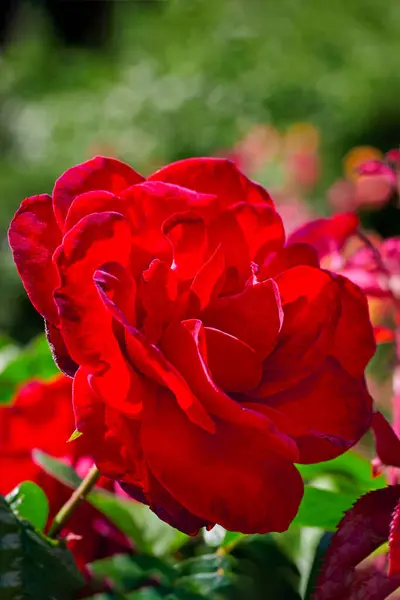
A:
[162,211,208,281]
[8,194,61,324]
[259,243,319,280]
[93,277,215,434]
[140,259,177,343]
[53,156,144,227]
[54,212,143,415]
[202,279,283,358]
[141,389,303,533]
[65,190,122,231]
[148,157,274,210]
[190,245,225,311]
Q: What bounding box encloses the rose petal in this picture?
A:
[122,180,216,229]
[65,190,124,232]
[8,194,61,324]
[54,212,143,415]
[221,202,284,264]
[287,212,359,259]
[145,467,209,535]
[190,244,225,311]
[204,327,263,392]
[162,211,208,281]
[140,259,177,343]
[94,277,215,434]
[53,156,144,226]
[73,367,144,484]
[257,266,341,396]
[264,358,372,463]
[259,243,319,280]
[149,157,274,210]
[160,319,298,461]
[141,389,303,533]
[45,321,78,377]
[210,203,284,292]
[202,279,283,358]
[329,273,376,377]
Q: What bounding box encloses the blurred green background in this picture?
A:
[1,0,399,342]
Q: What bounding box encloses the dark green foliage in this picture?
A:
[0,495,84,600]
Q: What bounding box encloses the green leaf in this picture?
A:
[125,590,207,600]
[89,553,177,593]
[291,486,357,531]
[6,481,49,532]
[231,534,301,600]
[175,553,234,596]
[0,335,58,404]
[0,494,84,600]
[34,450,188,556]
[297,450,386,493]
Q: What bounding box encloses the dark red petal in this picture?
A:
[53,156,144,227]
[162,211,208,281]
[145,467,209,535]
[54,212,142,415]
[287,212,358,259]
[204,327,262,392]
[257,266,341,396]
[160,319,298,461]
[263,358,372,463]
[371,411,400,470]
[8,194,61,324]
[141,389,303,533]
[148,157,274,210]
[202,279,283,358]
[329,273,376,377]
[259,243,319,280]
[45,321,78,377]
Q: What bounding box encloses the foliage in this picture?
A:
[0,493,84,599]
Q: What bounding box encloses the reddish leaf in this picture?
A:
[389,499,400,577]
[313,486,400,599]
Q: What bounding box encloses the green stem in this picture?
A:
[47,464,101,538]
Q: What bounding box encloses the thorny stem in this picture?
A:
[47,464,101,538]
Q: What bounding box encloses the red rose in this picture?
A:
[9,156,375,534]
[0,375,130,570]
